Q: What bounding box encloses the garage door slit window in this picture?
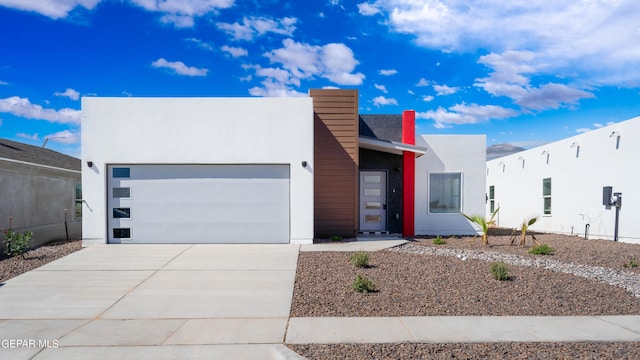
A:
[112,167,130,178]
[113,208,131,219]
[429,173,462,213]
[113,228,130,238]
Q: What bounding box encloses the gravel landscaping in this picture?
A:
[289,232,640,359]
[0,239,82,283]
[289,342,640,360]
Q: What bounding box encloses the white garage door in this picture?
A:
[107,164,290,244]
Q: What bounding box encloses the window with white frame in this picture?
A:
[429,172,462,213]
[542,178,551,215]
[489,185,495,213]
[75,183,82,218]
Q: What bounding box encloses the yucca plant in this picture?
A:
[510,216,540,246]
[463,208,499,245]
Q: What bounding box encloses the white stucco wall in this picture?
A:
[81,97,314,245]
[486,116,640,244]
[415,135,486,235]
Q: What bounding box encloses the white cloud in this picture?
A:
[151,58,208,76]
[248,79,306,97]
[358,2,381,16]
[130,0,234,27]
[593,123,603,128]
[0,0,233,26]
[475,50,595,111]
[54,88,80,101]
[515,83,594,111]
[381,0,640,87]
[0,96,81,124]
[576,128,591,133]
[416,78,430,87]
[422,95,434,102]
[433,84,459,96]
[0,0,100,19]
[221,45,248,57]
[44,130,80,144]
[217,16,297,41]
[379,69,398,76]
[251,39,364,95]
[374,84,388,93]
[185,38,214,51]
[0,80,8,85]
[417,103,518,128]
[17,133,39,141]
[373,96,398,107]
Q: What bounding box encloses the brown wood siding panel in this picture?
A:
[311,89,359,237]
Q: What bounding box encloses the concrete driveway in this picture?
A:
[0,244,304,360]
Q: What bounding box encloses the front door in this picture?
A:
[359,171,387,231]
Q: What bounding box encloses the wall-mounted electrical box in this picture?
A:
[603,186,613,206]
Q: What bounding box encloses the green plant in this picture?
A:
[623,257,638,268]
[528,244,555,255]
[432,235,447,245]
[330,235,342,242]
[3,228,33,259]
[349,251,370,268]
[510,216,540,246]
[463,207,499,245]
[352,274,376,293]
[490,261,510,281]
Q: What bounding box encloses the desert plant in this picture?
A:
[528,244,555,255]
[510,216,540,246]
[490,261,510,281]
[432,235,447,245]
[352,274,376,293]
[623,257,638,268]
[463,207,499,245]
[3,228,32,259]
[330,235,342,242]
[349,251,370,267]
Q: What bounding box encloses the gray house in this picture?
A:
[0,138,82,250]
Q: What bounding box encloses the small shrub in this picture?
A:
[352,274,376,293]
[432,235,447,245]
[330,235,342,242]
[490,261,510,281]
[350,251,370,267]
[623,257,638,268]
[528,244,555,255]
[3,229,33,259]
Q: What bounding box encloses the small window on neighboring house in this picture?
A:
[429,173,462,213]
[543,178,552,215]
[75,183,82,218]
[489,185,495,213]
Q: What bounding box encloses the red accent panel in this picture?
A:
[403,151,415,237]
[402,110,416,145]
[402,110,416,237]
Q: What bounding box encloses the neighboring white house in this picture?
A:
[486,116,640,244]
[415,135,486,236]
[81,97,314,245]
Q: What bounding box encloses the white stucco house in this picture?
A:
[486,116,640,244]
[81,91,485,245]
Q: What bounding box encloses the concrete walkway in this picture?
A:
[1,240,639,360]
[0,244,304,360]
[286,315,640,344]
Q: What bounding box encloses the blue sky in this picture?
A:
[1,0,639,158]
